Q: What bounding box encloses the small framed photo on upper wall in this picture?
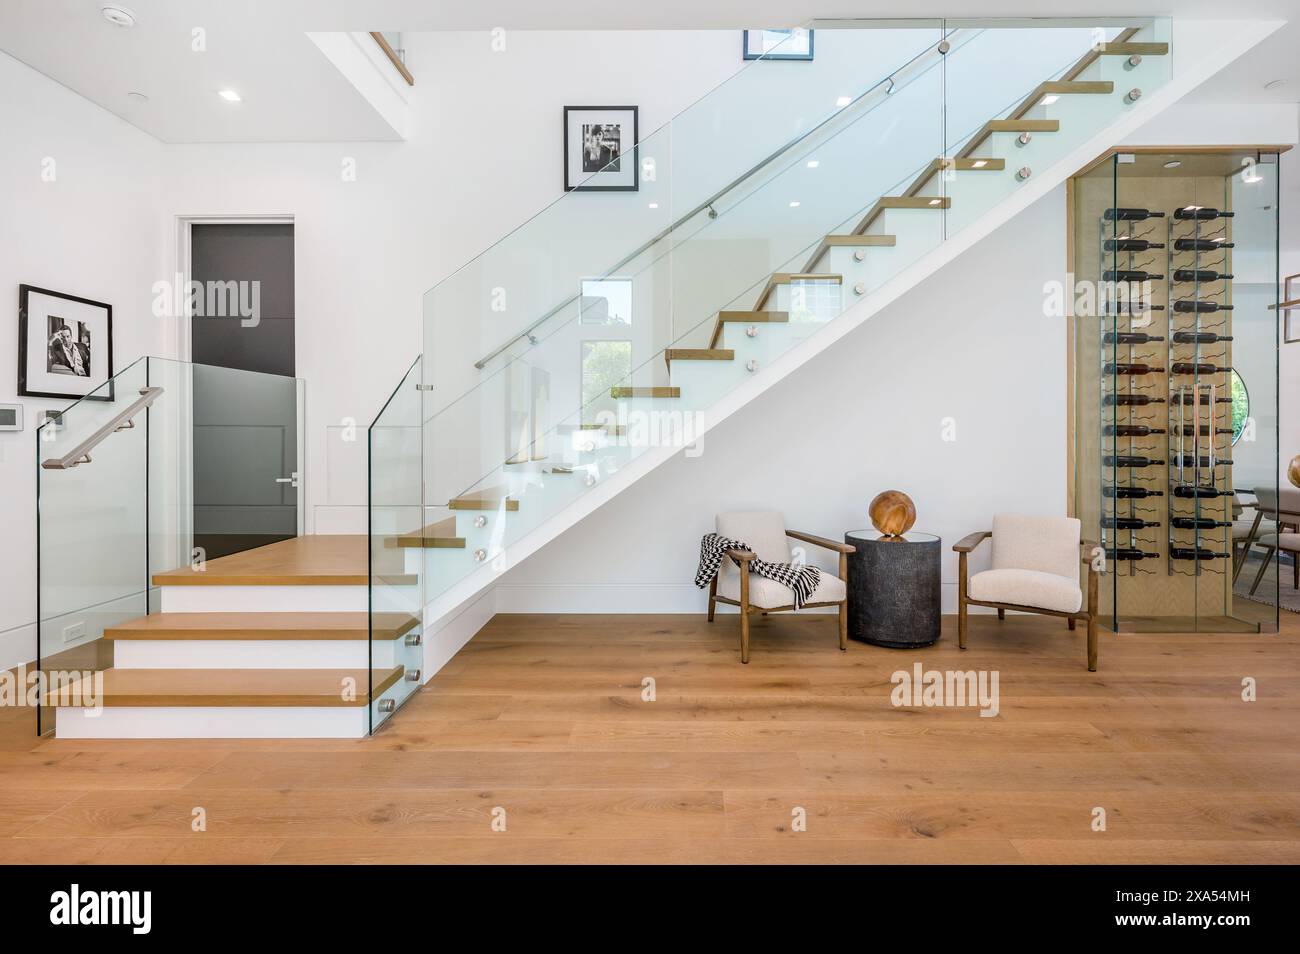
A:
[18,284,113,400]
[564,106,639,192]
[742,28,814,61]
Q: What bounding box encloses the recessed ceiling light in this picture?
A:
[1264,78,1287,90]
[99,3,137,28]
[806,159,820,169]
[218,89,242,102]
[789,200,801,208]
[648,202,658,209]
[1163,160,1181,169]
[835,95,851,108]
[1041,94,1060,105]
[127,91,149,104]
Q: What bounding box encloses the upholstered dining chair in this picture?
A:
[707,511,854,664]
[953,514,1100,671]
[1241,486,1300,591]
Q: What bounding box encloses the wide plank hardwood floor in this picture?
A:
[2,612,1298,865]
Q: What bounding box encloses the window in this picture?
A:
[581,340,631,425]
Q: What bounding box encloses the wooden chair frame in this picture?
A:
[953,531,1100,672]
[707,530,855,664]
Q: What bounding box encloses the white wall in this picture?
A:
[0,51,167,669]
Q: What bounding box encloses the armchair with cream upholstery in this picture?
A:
[953,514,1100,671]
[707,511,854,664]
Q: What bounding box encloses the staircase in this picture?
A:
[35,16,1283,738]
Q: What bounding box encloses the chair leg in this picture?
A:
[1293,551,1298,590]
[997,608,1005,621]
[957,552,968,650]
[739,570,751,664]
[1087,615,1098,672]
[707,578,717,622]
[838,601,847,652]
[1067,617,1076,631]
[1249,547,1276,596]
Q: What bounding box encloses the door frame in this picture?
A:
[175,215,304,537]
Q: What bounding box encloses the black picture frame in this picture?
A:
[563,106,639,193]
[18,284,114,401]
[742,29,815,61]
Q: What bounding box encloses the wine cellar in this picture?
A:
[1071,148,1282,633]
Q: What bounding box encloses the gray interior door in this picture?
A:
[190,223,296,560]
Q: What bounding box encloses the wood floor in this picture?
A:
[2,611,1298,865]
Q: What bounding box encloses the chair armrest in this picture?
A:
[726,547,756,563]
[1080,540,1100,566]
[786,529,855,554]
[953,531,991,554]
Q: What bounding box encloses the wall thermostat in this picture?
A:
[0,404,23,432]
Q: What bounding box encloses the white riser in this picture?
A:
[160,585,368,613]
[111,639,395,669]
[56,706,369,739]
[770,282,842,321]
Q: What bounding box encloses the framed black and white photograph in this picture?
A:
[18,284,113,400]
[742,28,814,61]
[564,106,638,192]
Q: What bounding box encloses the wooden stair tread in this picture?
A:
[984,118,1061,132]
[664,348,734,368]
[754,273,842,310]
[801,233,898,272]
[1096,41,1168,55]
[48,667,405,707]
[387,516,466,549]
[1038,80,1115,95]
[151,535,414,587]
[449,487,520,511]
[710,310,788,348]
[853,196,950,236]
[611,386,680,398]
[898,158,1006,202]
[102,612,419,641]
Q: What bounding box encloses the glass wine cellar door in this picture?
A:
[1072,148,1282,633]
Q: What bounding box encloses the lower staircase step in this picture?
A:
[664,348,734,369]
[386,516,466,550]
[49,667,405,707]
[710,310,788,348]
[449,487,520,511]
[102,612,419,641]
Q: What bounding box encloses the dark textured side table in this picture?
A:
[844,530,942,647]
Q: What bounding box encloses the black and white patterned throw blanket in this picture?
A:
[694,532,821,609]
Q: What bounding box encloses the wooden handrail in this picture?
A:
[41,387,163,470]
[370,32,414,87]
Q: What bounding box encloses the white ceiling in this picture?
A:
[0,0,1295,144]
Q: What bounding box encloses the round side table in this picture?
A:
[844,529,942,647]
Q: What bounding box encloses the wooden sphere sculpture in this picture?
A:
[869,490,916,537]
[1289,455,1300,490]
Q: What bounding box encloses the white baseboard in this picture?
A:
[55,705,369,739]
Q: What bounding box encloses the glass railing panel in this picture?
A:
[36,358,151,734]
[369,356,425,730]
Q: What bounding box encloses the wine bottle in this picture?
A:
[1102,516,1161,530]
[1105,208,1165,221]
[1103,331,1165,345]
[1112,303,1166,314]
[1103,486,1164,499]
[1171,331,1232,344]
[1170,362,1231,375]
[1104,269,1165,282]
[1106,547,1160,560]
[1171,485,1230,499]
[1173,300,1232,314]
[1173,455,1233,467]
[1104,238,1165,252]
[1104,362,1165,376]
[1104,394,1166,407]
[1173,237,1234,251]
[1170,516,1233,530]
[1173,207,1234,221]
[1173,268,1233,283]
[1171,392,1220,406]
[1170,424,1234,436]
[1169,547,1232,560]
[1104,424,1166,436]
[1103,455,1166,468]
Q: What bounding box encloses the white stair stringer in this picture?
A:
[420,16,1284,631]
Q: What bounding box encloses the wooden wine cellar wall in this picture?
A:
[1072,155,1244,629]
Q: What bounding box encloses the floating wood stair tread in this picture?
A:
[386,516,466,550]
[754,273,842,310]
[664,348,734,369]
[801,233,899,272]
[1038,80,1114,94]
[853,196,951,236]
[710,310,788,348]
[48,667,405,707]
[103,612,418,641]
[984,118,1061,132]
[449,487,520,511]
[611,387,681,399]
[151,535,412,587]
[1095,41,1168,56]
[899,158,1007,201]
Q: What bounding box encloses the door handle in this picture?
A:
[276,471,300,488]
